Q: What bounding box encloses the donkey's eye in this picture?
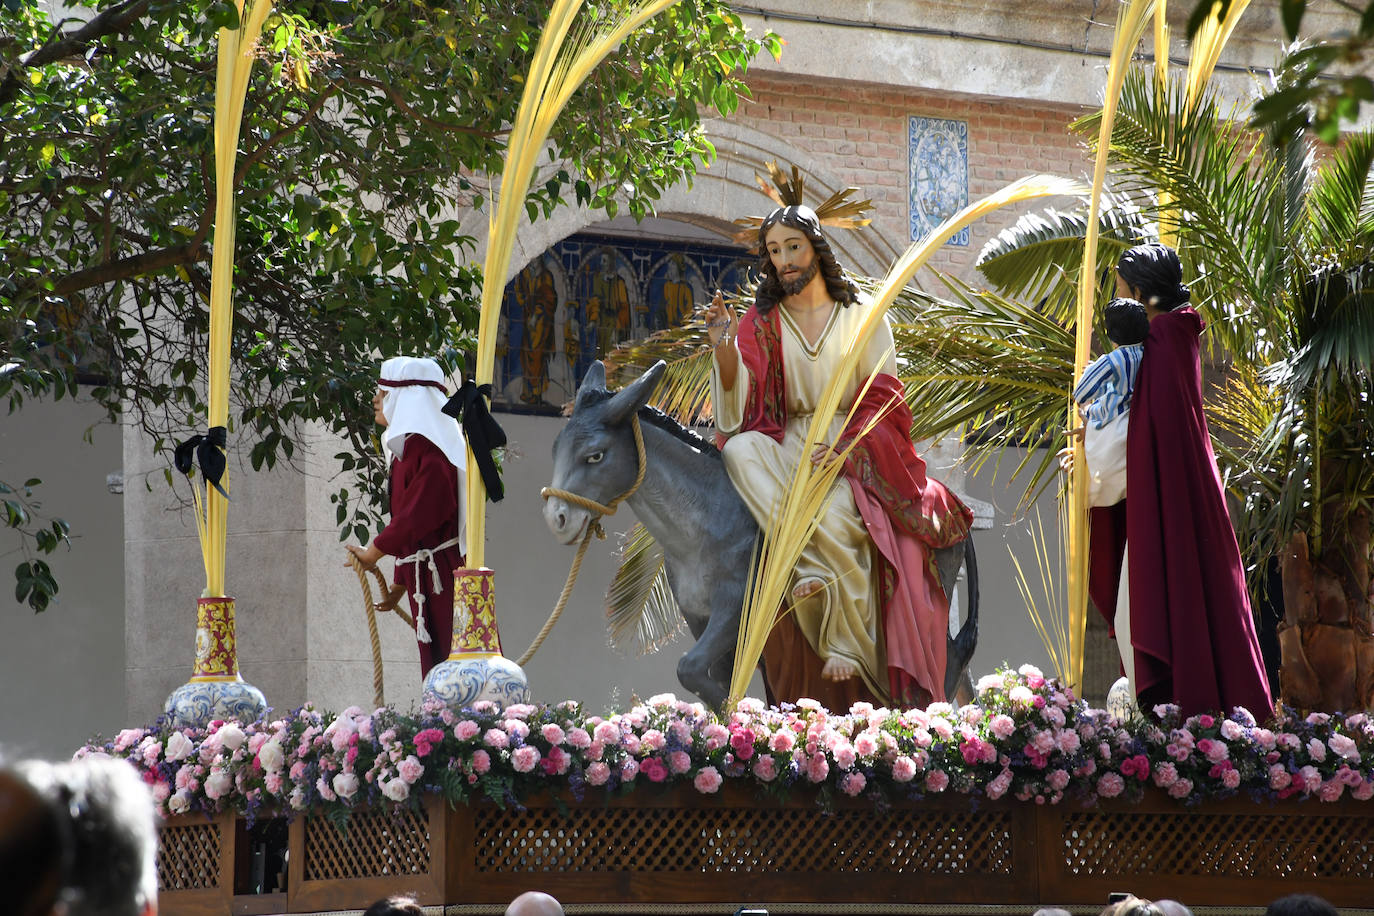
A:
[586,451,604,464]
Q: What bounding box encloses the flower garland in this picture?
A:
[79,667,1374,824]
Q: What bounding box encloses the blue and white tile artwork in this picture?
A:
[908,116,970,246]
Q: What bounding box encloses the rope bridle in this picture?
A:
[523,413,647,666]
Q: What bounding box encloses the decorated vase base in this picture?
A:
[165,677,268,729]
[423,653,530,712]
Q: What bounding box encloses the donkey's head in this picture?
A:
[543,360,666,545]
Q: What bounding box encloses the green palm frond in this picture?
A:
[891,278,1076,507]
[975,200,1148,310]
[1304,131,1374,257]
[1276,261,1374,392]
[604,523,685,656]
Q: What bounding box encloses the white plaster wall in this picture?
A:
[0,397,125,758]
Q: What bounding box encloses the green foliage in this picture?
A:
[1,478,70,611]
[0,0,776,601]
[1188,0,1374,143]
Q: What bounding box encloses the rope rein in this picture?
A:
[348,553,415,709]
[524,414,647,666]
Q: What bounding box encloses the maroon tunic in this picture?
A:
[373,435,464,677]
[1090,308,1273,721]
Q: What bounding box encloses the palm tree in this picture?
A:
[903,66,1374,712]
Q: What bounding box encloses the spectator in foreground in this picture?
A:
[1033,909,1073,916]
[0,765,67,916]
[1154,900,1195,916]
[363,895,424,916]
[506,890,565,916]
[1265,894,1340,916]
[24,756,159,916]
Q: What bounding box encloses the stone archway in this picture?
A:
[461,120,904,284]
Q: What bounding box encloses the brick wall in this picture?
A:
[734,72,1094,284]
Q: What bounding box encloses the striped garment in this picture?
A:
[1073,342,1143,429]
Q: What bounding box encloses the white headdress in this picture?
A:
[378,357,468,472]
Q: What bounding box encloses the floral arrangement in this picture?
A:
[78,666,1374,824]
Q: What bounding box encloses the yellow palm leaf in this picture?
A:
[1067,0,1156,693]
[466,0,683,566]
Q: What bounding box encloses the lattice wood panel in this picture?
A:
[157,820,222,890]
[1057,811,1374,880]
[472,805,1014,875]
[303,806,431,880]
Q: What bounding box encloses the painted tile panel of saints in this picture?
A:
[494,233,753,412]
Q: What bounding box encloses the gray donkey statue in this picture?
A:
[543,360,978,708]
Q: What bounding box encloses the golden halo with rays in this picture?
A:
[731,160,875,247]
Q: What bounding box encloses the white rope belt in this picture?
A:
[396,535,462,644]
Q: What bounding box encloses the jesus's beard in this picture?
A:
[779,259,820,297]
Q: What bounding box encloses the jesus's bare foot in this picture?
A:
[792,576,825,602]
[821,657,857,681]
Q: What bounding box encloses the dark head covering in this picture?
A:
[1117,242,1190,312]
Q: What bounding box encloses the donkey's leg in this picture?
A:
[677,583,744,709]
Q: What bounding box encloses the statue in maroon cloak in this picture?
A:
[1089,244,1273,721]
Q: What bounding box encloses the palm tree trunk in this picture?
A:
[1277,498,1373,713]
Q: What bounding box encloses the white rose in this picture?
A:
[217,723,247,752]
[204,770,232,800]
[168,790,192,815]
[332,772,360,799]
[382,777,410,802]
[257,739,284,772]
[165,731,195,762]
[289,787,307,811]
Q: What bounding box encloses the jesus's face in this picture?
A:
[372,388,388,427]
[765,223,819,296]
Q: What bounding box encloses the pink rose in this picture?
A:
[640,758,667,783]
[1008,686,1034,706]
[165,731,195,762]
[483,729,509,750]
[924,770,949,793]
[989,715,1016,740]
[619,759,639,782]
[1278,732,1301,750]
[1299,765,1322,792]
[769,731,796,753]
[640,729,666,752]
[752,756,778,782]
[1048,768,1070,791]
[503,720,530,741]
[986,769,1012,800]
[805,754,830,783]
[1307,738,1327,762]
[1096,773,1125,798]
[289,760,307,781]
[511,746,541,773]
[264,771,283,794]
[892,756,917,783]
[931,718,954,741]
[834,744,857,770]
[702,723,729,751]
[141,741,163,766]
[585,761,611,786]
[567,728,592,750]
[693,766,723,794]
[1195,714,1215,729]
[382,777,410,802]
[1167,778,1193,799]
[1320,780,1344,802]
[1329,734,1360,762]
[1221,768,1241,789]
[1353,779,1374,801]
[1269,764,1293,790]
[397,755,424,785]
[593,722,620,744]
[151,781,171,803]
[541,723,566,746]
[668,751,691,775]
[453,720,480,741]
[1220,719,1244,741]
[854,733,879,757]
[471,750,491,774]
[1057,731,1080,754]
[840,772,867,797]
[1152,763,1178,789]
[1254,728,1277,750]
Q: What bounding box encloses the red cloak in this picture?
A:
[730,305,973,707]
[1089,308,1273,721]
[373,435,465,677]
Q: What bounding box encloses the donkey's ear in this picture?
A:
[605,360,666,425]
[575,361,608,404]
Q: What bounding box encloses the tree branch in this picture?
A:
[235,84,338,185]
[45,242,204,299]
[2,0,151,107]
[344,75,505,137]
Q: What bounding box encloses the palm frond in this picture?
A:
[976,202,1149,310]
[605,524,686,656]
[1304,131,1374,257]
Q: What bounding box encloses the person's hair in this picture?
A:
[1104,297,1149,346]
[1264,893,1340,916]
[363,894,424,916]
[1102,897,1164,916]
[1152,900,1196,916]
[1,766,68,916]
[25,757,158,916]
[1116,242,1190,312]
[1033,909,1074,916]
[754,206,860,314]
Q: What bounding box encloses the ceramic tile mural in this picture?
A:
[908,116,969,246]
[494,232,752,412]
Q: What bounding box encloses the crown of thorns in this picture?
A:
[731,161,874,247]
